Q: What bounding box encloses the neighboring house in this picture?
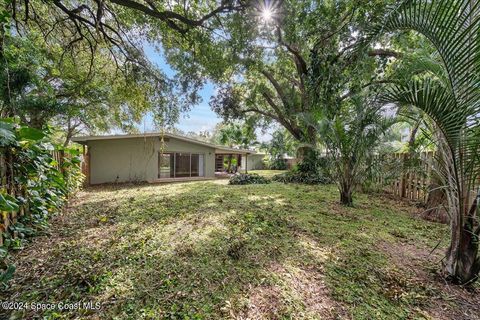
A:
[241,152,266,171]
[72,133,256,185]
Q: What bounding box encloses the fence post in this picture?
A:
[400,153,407,198]
[83,145,90,186]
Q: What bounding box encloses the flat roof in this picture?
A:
[72,132,256,154]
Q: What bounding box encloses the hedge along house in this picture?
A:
[72,133,256,185]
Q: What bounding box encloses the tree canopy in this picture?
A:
[2,0,480,289]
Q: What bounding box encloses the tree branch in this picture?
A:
[368,48,402,58]
[261,91,302,140]
[242,107,280,122]
[276,27,308,76]
[108,0,245,33]
[260,68,291,110]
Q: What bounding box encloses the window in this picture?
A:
[159,152,204,178]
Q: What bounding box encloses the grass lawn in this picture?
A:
[2,178,479,319]
[248,169,287,178]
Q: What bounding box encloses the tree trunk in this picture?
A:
[443,0,480,285]
[408,120,420,151]
[340,184,353,206]
[64,120,74,147]
[340,190,353,206]
[296,142,318,174]
[443,191,480,284]
[444,233,480,284]
[423,181,448,223]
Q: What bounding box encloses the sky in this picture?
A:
[141,44,222,134]
[140,43,273,142]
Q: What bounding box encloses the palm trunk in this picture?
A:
[424,180,448,223]
[340,188,353,206]
[443,191,480,284]
[440,137,480,284]
[408,120,420,152]
[425,147,448,222]
[339,180,353,206]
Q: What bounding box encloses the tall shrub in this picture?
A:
[0,119,83,287]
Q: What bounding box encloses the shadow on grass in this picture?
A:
[3,181,470,319]
[4,182,336,318]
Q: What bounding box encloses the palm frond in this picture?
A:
[361,0,480,106]
[382,78,464,146]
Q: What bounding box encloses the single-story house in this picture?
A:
[72,133,256,185]
[241,152,266,171]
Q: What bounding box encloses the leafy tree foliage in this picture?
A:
[0,27,202,144]
[206,0,397,156]
[312,94,396,206]
[3,0,247,141]
[366,0,480,284]
[9,0,247,71]
[0,119,83,287]
[261,129,296,170]
[214,121,257,149]
[213,121,257,172]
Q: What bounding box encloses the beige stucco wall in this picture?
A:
[241,154,265,171]
[87,137,216,184]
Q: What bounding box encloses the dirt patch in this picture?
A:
[271,263,346,318]
[272,264,342,319]
[378,241,480,320]
[236,262,348,320]
[237,284,284,320]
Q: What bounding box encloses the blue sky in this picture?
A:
[141,44,222,133]
[140,43,273,142]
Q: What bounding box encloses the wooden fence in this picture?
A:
[0,150,67,246]
[388,151,435,203]
[383,151,480,211]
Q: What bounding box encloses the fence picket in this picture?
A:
[0,150,67,244]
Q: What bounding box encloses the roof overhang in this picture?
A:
[214,148,254,155]
[72,132,256,154]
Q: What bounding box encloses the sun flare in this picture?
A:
[262,8,273,21]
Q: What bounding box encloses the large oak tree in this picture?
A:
[202,0,400,161]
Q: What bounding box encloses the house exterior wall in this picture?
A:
[87,137,216,184]
[242,154,265,171]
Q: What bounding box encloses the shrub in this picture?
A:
[264,157,287,170]
[272,170,331,185]
[0,119,83,288]
[229,173,270,185]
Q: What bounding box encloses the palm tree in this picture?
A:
[317,96,395,206]
[364,0,480,284]
[218,122,257,173]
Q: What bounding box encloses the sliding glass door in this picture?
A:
[158,153,173,178]
[191,153,199,177]
[175,153,191,178]
[158,152,205,179]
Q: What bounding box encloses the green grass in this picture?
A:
[3,179,478,319]
[249,169,287,178]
